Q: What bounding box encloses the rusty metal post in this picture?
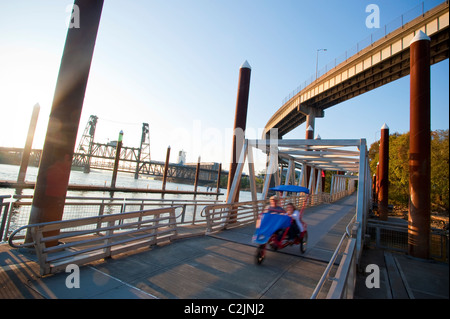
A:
[372,174,377,205]
[305,125,314,188]
[111,131,123,189]
[226,61,251,202]
[17,103,40,185]
[321,170,326,193]
[161,146,171,198]
[378,124,389,221]
[375,162,380,203]
[216,163,222,200]
[408,31,431,259]
[305,120,315,139]
[26,0,104,245]
[194,157,201,196]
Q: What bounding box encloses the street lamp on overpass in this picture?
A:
[316,48,327,80]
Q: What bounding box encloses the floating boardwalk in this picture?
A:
[0,195,356,299]
[1,194,448,299]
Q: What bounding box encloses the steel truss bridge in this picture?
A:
[72,115,225,185]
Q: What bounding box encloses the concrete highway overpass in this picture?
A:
[264,1,449,138]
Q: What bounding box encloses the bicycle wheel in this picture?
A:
[255,245,265,264]
[300,231,308,253]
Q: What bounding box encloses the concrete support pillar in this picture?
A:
[305,124,314,140]
[305,125,314,188]
[305,116,315,138]
[408,31,431,259]
[227,61,251,202]
[378,124,389,221]
[26,0,104,245]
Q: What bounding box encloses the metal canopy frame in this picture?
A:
[226,138,368,203]
[226,138,372,263]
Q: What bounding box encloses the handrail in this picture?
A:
[8,225,35,248]
[0,195,12,241]
[1,195,224,242]
[2,186,354,242]
[9,206,180,275]
[7,204,184,249]
[310,214,357,299]
[280,0,447,105]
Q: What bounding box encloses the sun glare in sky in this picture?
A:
[0,0,448,172]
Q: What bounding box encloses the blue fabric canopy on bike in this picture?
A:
[252,213,292,245]
[269,185,310,194]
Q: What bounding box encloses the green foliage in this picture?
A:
[369,130,449,213]
[431,130,449,211]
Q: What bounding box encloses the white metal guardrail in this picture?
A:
[9,206,179,275]
[202,192,349,234]
[310,215,358,299]
[1,195,221,242]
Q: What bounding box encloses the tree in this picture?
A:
[369,130,449,214]
[431,130,449,212]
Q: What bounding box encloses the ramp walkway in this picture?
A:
[1,194,447,299]
[1,195,356,299]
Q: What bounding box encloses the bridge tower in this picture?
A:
[134,122,151,179]
[75,115,98,173]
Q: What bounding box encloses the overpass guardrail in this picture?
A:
[281,0,448,105]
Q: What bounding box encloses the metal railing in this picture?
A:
[0,195,11,241]
[203,199,268,234]
[1,195,222,242]
[9,206,179,275]
[310,215,358,299]
[366,219,449,262]
[202,192,343,234]
[281,0,447,105]
[2,186,355,242]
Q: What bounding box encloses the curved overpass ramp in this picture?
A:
[264,1,449,138]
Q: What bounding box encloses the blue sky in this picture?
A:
[0,0,448,173]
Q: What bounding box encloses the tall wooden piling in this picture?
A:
[216,163,222,200]
[378,124,389,221]
[305,125,314,189]
[161,146,171,198]
[194,157,201,193]
[111,131,123,189]
[26,0,104,245]
[226,61,251,203]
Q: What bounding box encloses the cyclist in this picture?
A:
[264,195,285,214]
[285,203,305,241]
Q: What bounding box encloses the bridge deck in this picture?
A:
[1,194,447,299]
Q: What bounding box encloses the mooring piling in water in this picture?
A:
[408,30,431,259]
[26,0,104,245]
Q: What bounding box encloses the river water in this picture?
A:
[1,163,257,241]
[0,163,254,202]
